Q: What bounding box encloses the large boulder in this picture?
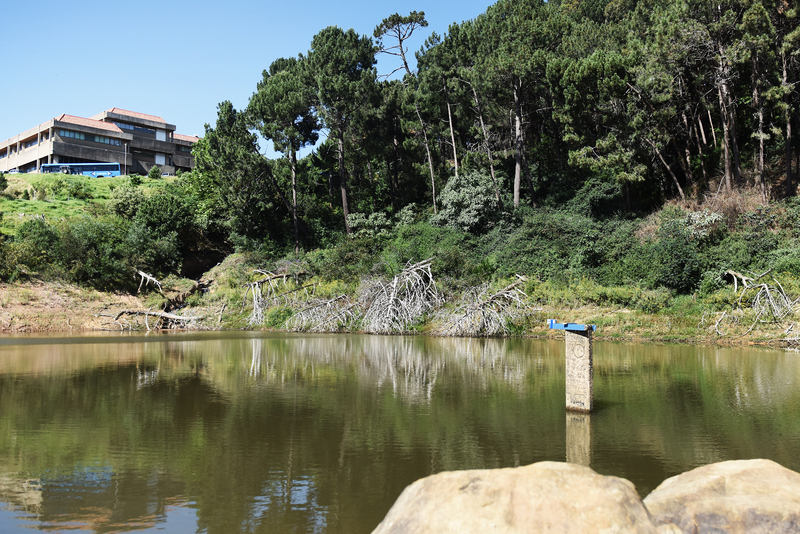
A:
[643,459,800,533]
[372,461,658,533]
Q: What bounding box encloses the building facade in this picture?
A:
[0,107,199,175]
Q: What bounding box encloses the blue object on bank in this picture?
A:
[547,319,597,332]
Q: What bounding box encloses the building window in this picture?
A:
[23,139,38,148]
[92,135,121,146]
[0,152,6,159]
[178,145,192,153]
[59,129,85,140]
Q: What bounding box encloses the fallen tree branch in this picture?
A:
[136,270,163,294]
[360,259,441,334]
[433,276,532,337]
[114,309,204,330]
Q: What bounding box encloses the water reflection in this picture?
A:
[0,333,798,533]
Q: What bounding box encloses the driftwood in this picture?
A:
[114,309,204,330]
[712,269,800,336]
[433,276,531,337]
[136,270,163,293]
[243,269,316,326]
[359,259,441,334]
[285,295,362,333]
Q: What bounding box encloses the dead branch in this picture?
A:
[136,270,163,294]
[359,259,442,334]
[114,309,204,330]
[432,276,532,337]
[285,295,362,332]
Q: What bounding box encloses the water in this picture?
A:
[0,332,798,533]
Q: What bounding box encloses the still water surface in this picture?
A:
[0,332,799,533]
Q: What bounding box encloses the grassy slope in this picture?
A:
[0,173,173,236]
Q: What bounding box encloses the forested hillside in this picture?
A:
[1,0,800,340]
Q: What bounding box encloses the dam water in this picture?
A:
[1,332,798,533]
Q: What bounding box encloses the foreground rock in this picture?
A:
[372,461,658,533]
[644,459,800,533]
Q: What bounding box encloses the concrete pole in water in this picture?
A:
[548,320,596,466]
[547,320,596,412]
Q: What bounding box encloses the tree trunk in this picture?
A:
[513,77,524,208]
[522,146,536,207]
[290,150,300,254]
[692,120,708,183]
[783,54,794,197]
[444,83,459,179]
[707,109,717,147]
[645,137,686,201]
[471,85,501,206]
[337,129,351,236]
[753,55,766,202]
[413,102,437,214]
[718,85,734,193]
[414,104,437,214]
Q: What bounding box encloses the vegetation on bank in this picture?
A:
[1,0,799,343]
[1,168,798,345]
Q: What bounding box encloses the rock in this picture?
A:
[643,459,800,533]
[372,461,658,533]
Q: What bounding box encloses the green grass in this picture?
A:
[1,173,176,236]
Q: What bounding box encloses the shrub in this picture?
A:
[134,190,196,246]
[430,170,502,233]
[347,212,392,239]
[45,175,93,200]
[107,184,145,219]
[14,218,60,269]
[148,165,161,180]
[651,221,702,293]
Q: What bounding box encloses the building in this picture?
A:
[0,107,200,175]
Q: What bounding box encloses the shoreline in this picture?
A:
[1,280,793,349]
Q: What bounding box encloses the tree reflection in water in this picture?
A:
[0,334,798,533]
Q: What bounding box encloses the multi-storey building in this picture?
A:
[0,107,199,175]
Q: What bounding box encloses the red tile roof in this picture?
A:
[104,107,166,123]
[173,133,200,143]
[55,114,123,133]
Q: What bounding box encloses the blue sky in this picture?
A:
[2,0,491,149]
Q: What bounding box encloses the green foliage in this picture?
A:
[147,165,161,180]
[130,174,142,187]
[347,212,392,239]
[14,218,59,269]
[43,175,94,200]
[265,306,294,328]
[134,189,195,244]
[650,221,702,293]
[431,170,503,233]
[0,173,7,192]
[306,236,382,281]
[107,184,145,219]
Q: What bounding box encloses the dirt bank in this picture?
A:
[0,281,146,333]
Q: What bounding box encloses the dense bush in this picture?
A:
[107,183,145,218]
[8,215,181,291]
[650,221,703,293]
[430,170,505,233]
